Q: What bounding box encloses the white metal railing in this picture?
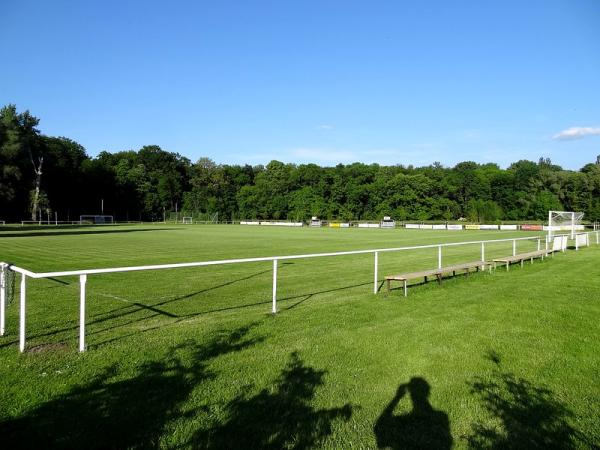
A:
[2,231,598,353]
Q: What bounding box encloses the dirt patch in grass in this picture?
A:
[28,342,70,353]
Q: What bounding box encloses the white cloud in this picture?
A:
[316,124,334,130]
[553,126,600,140]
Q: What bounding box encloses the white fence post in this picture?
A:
[537,239,541,251]
[438,245,442,269]
[596,231,599,245]
[79,274,87,352]
[272,259,278,314]
[0,264,5,336]
[373,251,379,294]
[512,239,516,256]
[480,242,485,270]
[19,274,26,353]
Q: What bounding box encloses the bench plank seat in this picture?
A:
[385,260,491,297]
[493,250,549,271]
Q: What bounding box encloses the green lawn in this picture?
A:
[0,225,599,449]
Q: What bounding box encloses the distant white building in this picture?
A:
[380,216,395,228]
[310,216,322,227]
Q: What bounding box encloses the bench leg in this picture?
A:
[386,279,390,292]
[437,274,442,284]
[521,259,524,268]
[506,262,509,272]
[403,280,407,297]
[424,276,427,283]
[453,270,455,277]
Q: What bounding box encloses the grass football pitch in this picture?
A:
[0,224,599,448]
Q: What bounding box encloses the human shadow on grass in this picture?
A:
[374,377,452,449]
[192,351,352,449]
[0,323,262,450]
[0,227,176,238]
[465,350,593,449]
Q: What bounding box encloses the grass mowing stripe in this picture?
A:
[0,225,598,448]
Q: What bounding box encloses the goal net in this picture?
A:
[182,217,193,224]
[79,215,114,225]
[547,211,584,239]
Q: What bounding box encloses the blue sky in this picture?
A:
[1,0,599,169]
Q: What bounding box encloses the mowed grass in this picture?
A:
[0,224,599,449]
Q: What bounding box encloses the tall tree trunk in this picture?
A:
[30,156,43,221]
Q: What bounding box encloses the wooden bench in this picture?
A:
[385,260,491,297]
[492,250,549,271]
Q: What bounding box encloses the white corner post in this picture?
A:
[0,264,6,336]
[272,259,278,314]
[373,251,379,294]
[79,274,87,352]
[438,245,442,269]
[19,274,26,353]
[512,239,516,256]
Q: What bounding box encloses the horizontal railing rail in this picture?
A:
[5,235,542,279]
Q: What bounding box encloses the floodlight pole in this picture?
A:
[79,274,87,352]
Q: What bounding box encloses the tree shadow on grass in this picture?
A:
[192,351,352,449]
[465,350,592,449]
[374,377,452,449]
[0,323,262,449]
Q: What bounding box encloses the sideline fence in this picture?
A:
[1,232,598,353]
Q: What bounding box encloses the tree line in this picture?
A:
[2,104,600,223]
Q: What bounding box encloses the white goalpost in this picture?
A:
[182,217,193,224]
[547,211,584,239]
